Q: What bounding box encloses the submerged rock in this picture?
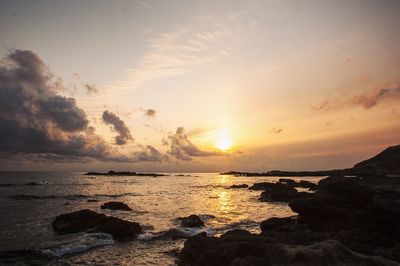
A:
[180,215,204,228]
[101,201,132,211]
[229,184,249,189]
[52,209,142,241]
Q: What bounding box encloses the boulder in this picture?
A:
[180,215,204,228]
[52,209,142,241]
[101,201,132,211]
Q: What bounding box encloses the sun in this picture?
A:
[215,128,232,151]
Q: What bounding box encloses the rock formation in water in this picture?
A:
[101,201,132,211]
[52,209,142,241]
[180,215,205,228]
[178,174,400,265]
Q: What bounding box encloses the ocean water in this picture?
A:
[0,172,322,265]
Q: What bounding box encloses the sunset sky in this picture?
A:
[0,0,399,172]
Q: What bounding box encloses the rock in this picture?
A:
[0,249,52,265]
[52,209,142,241]
[230,256,271,266]
[177,230,399,265]
[278,178,318,190]
[260,189,310,202]
[249,182,296,191]
[260,217,299,233]
[352,144,400,175]
[101,201,132,211]
[229,184,249,189]
[252,182,310,202]
[180,215,204,228]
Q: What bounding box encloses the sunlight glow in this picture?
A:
[215,128,232,151]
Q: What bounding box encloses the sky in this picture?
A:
[0,0,399,172]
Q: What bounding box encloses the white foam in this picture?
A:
[42,233,114,257]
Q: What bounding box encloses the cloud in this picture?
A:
[102,110,133,145]
[84,84,99,95]
[0,49,161,163]
[314,85,400,111]
[270,127,283,134]
[110,23,232,90]
[165,127,222,160]
[351,87,400,109]
[144,108,156,118]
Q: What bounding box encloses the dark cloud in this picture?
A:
[270,127,283,134]
[102,110,133,145]
[0,49,161,163]
[144,109,156,118]
[314,85,400,111]
[165,127,222,160]
[131,145,166,162]
[84,84,99,95]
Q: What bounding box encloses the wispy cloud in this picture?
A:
[314,84,400,111]
[111,23,233,90]
[270,127,283,134]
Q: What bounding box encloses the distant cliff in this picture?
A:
[353,145,400,175]
[220,144,400,176]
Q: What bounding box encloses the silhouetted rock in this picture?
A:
[180,215,204,228]
[249,182,296,191]
[278,178,317,190]
[85,171,167,176]
[0,249,52,265]
[229,184,249,189]
[101,201,132,211]
[353,145,400,175]
[52,209,142,241]
[179,174,400,265]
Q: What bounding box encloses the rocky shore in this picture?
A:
[85,170,167,177]
[177,173,400,265]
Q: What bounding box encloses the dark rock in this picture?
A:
[230,256,271,266]
[278,178,318,191]
[229,184,249,189]
[353,144,400,175]
[180,215,204,228]
[260,217,299,233]
[260,189,310,202]
[87,199,99,202]
[249,182,296,191]
[0,249,52,265]
[52,209,142,241]
[101,201,132,211]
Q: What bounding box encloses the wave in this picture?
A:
[0,183,16,187]
[216,219,260,232]
[138,227,216,241]
[8,192,139,201]
[42,233,114,257]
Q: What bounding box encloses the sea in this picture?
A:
[0,172,322,265]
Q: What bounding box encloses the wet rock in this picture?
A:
[52,209,142,241]
[101,201,132,211]
[0,249,52,265]
[87,199,99,202]
[253,182,310,202]
[278,178,318,190]
[260,189,310,202]
[249,182,296,191]
[229,184,249,189]
[230,256,271,266]
[180,215,204,228]
[177,230,399,265]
